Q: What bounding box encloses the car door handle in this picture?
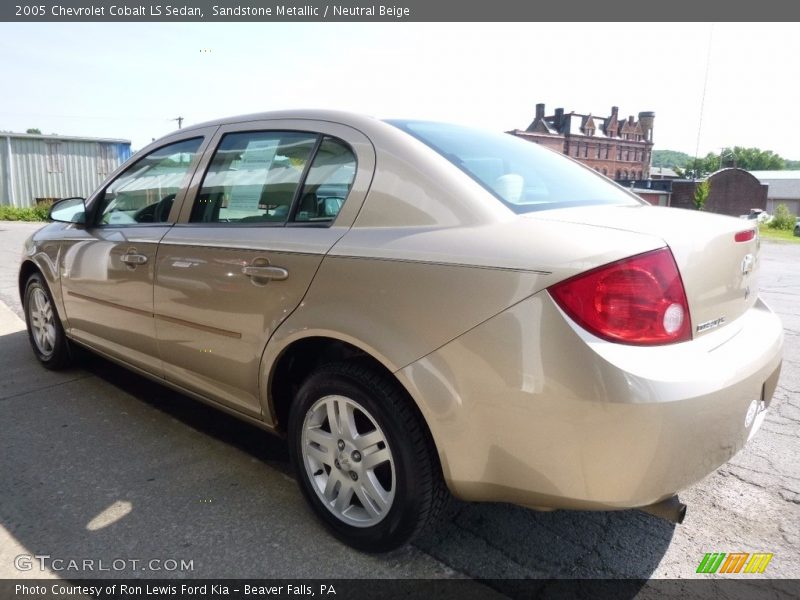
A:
[241,265,289,281]
[121,253,148,266]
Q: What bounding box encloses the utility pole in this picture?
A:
[172,116,184,129]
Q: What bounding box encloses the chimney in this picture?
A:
[535,103,545,119]
[554,108,564,130]
[638,111,655,143]
[611,106,619,118]
[628,115,635,125]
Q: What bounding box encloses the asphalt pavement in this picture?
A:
[0,221,797,592]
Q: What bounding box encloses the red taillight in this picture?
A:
[735,229,756,243]
[549,248,692,345]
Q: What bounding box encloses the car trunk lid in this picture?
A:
[526,204,761,339]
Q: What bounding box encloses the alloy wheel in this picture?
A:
[29,287,57,358]
[300,394,395,527]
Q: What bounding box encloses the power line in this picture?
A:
[692,23,715,180]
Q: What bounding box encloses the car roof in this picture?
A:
[178,109,384,135]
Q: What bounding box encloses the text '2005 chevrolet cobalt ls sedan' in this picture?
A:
[20,111,782,551]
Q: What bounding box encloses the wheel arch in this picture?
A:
[18,259,40,303]
[19,257,67,322]
[265,333,451,484]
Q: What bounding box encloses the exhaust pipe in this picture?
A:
[638,495,687,524]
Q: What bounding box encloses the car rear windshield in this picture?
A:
[387,120,642,213]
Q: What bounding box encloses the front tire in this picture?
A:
[23,273,72,370]
[288,361,447,552]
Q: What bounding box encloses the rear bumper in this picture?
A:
[398,293,783,510]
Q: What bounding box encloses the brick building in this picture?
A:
[670,169,768,217]
[509,104,654,180]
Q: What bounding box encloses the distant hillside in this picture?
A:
[654,149,800,171]
[652,150,692,169]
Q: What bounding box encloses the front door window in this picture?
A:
[96,137,203,225]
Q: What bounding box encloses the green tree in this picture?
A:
[675,153,719,179]
[784,159,800,170]
[694,179,711,211]
[25,128,41,134]
[673,147,786,178]
[768,203,796,230]
[723,146,785,171]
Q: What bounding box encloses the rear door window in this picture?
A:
[190,131,317,224]
[292,137,356,224]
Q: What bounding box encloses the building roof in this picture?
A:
[749,170,800,179]
[0,131,130,144]
[525,105,650,141]
[564,114,609,137]
[650,166,678,178]
[632,187,671,195]
[749,170,800,199]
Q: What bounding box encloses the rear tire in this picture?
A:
[288,361,448,552]
[23,273,72,370]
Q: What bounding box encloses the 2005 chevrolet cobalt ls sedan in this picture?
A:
[20,110,782,551]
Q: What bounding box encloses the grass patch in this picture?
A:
[0,204,50,221]
[759,223,800,244]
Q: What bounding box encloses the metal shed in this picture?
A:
[0,132,132,207]
[749,170,800,217]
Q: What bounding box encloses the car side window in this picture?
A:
[96,137,202,226]
[190,131,318,224]
[292,137,356,224]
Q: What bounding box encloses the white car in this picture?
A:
[739,208,771,223]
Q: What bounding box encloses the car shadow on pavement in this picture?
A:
[1,328,673,585]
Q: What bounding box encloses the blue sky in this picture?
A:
[1,22,798,157]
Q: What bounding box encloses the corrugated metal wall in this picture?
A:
[0,139,7,205]
[0,136,132,207]
[767,198,800,216]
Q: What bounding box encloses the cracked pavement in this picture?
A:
[0,222,797,590]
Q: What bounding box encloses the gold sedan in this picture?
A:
[19,111,783,551]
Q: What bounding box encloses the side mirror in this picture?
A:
[49,197,86,224]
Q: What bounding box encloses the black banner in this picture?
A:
[3,0,800,22]
[3,579,800,600]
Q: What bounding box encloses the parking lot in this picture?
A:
[0,221,797,590]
